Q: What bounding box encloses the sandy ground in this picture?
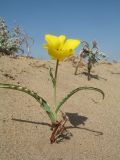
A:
[0,56,120,160]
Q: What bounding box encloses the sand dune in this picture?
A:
[0,56,120,160]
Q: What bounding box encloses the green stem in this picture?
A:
[54,60,59,110]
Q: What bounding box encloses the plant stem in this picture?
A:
[74,52,83,75]
[54,60,59,109]
[88,61,92,81]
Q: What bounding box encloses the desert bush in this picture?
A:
[0,17,33,56]
[75,40,105,80]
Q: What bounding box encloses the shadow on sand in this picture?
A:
[76,71,107,81]
[66,112,103,136]
[82,72,107,81]
[12,118,52,127]
[12,112,103,143]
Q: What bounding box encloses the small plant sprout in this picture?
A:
[78,40,106,80]
[0,34,104,143]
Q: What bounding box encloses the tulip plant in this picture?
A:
[0,34,104,143]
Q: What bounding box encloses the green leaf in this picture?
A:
[0,83,56,123]
[55,86,104,114]
[48,66,55,87]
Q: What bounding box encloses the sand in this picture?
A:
[0,55,120,160]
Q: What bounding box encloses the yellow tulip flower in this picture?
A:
[44,34,80,61]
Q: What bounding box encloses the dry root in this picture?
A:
[50,112,70,143]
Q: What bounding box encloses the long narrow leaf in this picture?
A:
[55,87,104,114]
[49,66,55,87]
[0,83,56,123]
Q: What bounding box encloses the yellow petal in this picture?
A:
[45,34,59,49]
[58,35,66,44]
[58,35,66,49]
[63,39,80,50]
[43,44,48,49]
[48,46,74,61]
